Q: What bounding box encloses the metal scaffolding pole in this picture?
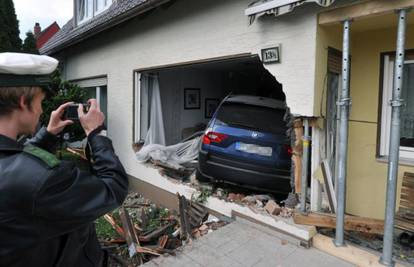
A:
[380,9,407,267]
[334,19,352,247]
[300,118,310,213]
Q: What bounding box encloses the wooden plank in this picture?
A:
[403,175,414,183]
[177,193,191,240]
[398,207,414,216]
[400,200,414,209]
[138,222,175,242]
[119,208,141,259]
[320,160,337,213]
[401,192,414,202]
[395,218,414,233]
[319,0,414,25]
[294,154,302,193]
[404,172,414,178]
[310,127,323,212]
[293,119,303,193]
[401,187,414,196]
[312,234,405,267]
[402,180,414,190]
[293,212,384,235]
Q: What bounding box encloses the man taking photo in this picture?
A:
[0,52,129,266]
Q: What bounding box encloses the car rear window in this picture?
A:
[215,102,287,135]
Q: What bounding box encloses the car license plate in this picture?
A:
[236,142,272,157]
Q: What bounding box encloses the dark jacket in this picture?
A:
[0,128,129,267]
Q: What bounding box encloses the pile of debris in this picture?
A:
[97,193,228,266]
[209,187,295,218]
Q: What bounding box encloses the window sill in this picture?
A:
[376,156,414,167]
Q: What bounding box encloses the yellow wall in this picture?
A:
[315,23,414,219]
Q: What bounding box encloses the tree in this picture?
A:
[0,0,22,52]
[41,70,87,142]
[22,31,38,54]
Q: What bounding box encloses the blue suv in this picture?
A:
[198,95,292,194]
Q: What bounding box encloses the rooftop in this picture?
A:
[40,0,170,55]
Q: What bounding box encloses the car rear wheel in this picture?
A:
[196,169,211,183]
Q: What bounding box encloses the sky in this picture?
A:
[14,0,73,40]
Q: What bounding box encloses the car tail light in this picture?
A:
[202,132,228,145]
[284,144,293,157]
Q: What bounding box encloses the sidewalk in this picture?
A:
[143,218,354,267]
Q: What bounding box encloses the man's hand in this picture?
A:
[47,102,74,135]
[78,99,105,136]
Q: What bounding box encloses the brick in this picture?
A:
[264,200,282,216]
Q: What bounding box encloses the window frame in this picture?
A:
[94,0,111,16]
[379,54,414,161]
[77,0,112,25]
[133,72,142,143]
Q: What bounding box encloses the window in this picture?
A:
[77,0,112,24]
[83,86,108,127]
[95,0,111,13]
[379,55,414,160]
[215,103,287,135]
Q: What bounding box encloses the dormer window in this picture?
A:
[77,0,112,24]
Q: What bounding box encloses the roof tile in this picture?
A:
[40,0,160,54]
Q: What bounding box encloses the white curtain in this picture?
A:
[142,74,166,146]
[136,73,200,168]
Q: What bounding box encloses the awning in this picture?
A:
[246,0,336,23]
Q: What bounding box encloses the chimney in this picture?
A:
[34,23,41,36]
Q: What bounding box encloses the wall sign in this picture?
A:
[261,45,281,64]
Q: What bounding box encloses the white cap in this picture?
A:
[0,52,58,75]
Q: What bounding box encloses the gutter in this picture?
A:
[44,0,171,55]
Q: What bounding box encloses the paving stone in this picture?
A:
[225,242,266,266]
[215,239,244,255]
[202,231,233,248]
[145,220,355,267]
[142,261,159,267]
[149,253,202,267]
[184,244,224,265]
[284,247,355,267]
[207,255,245,267]
[252,258,285,267]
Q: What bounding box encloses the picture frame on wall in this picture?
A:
[205,98,220,119]
[184,88,201,109]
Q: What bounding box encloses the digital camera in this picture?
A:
[63,103,89,121]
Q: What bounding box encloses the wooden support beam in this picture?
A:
[310,126,322,212]
[312,234,405,267]
[320,160,337,213]
[319,0,414,25]
[119,208,141,259]
[293,212,384,235]
[293,119,303,193]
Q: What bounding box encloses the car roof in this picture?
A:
[224,95,286,109]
